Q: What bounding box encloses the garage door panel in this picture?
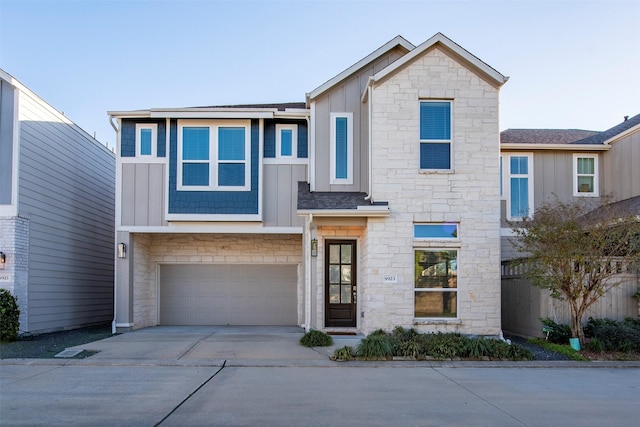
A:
[159,264,297,326]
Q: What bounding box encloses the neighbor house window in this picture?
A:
[330,112,353,184]
[573,154,598,196]
[276,124,297,158]
[177,120,251,191]
[136,123,157,157]
[414,250,458,318]
[420,101,452,170]
[504,153,533,220]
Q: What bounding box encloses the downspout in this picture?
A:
[364,82,373,200]
[304,213,313,331]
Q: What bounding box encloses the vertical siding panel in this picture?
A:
[134,164,149,225]
[121,164,135,225]
[276,164,292,227]
[148,164,164,226]
[263,164,277,226]
[291,165,306,227]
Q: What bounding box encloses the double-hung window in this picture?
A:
[178,121,251,191]
[502,153,533,220]
[330,112,353,184]
[414,224,459,319]
[276,124,297,159]
[136,123,157,157]
[573,154,598,196]
[419,101,452,170]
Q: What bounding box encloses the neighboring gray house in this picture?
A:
[500,114,640,337]
[110,33,509,337]
[0,69,115,334]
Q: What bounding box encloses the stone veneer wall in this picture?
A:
[367,47,502,336]
[131,233,302,329]
[0,215,30,331]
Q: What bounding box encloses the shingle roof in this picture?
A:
[500,129,599,145]
[500,114,640,146]
[194,102,307,111]
[297,182,387,210]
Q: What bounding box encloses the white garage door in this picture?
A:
[159,264,298,325]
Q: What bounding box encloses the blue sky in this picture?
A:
[1,0,638,148]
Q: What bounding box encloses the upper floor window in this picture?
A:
[136,123,157,157]
[503,153,533,220]
[178,120,250,191]
[414,223,459,239]
[330,112,353,184]
[276,124,297,159]
[573,154,598,197]
[419,101,451,170]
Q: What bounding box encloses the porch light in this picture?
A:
[117,243,127,259]
[311,239,318,257]
[0,252,5,268]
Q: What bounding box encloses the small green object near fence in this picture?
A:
[569,337,581,351]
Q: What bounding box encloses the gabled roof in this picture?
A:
[576,113,640,145]
[367,32,508,91]
[195,102,307,111]
[306,35,415,101]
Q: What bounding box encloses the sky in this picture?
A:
[1,0,638,148]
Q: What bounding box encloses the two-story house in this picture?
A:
[110,33,508,336]
[0,69,115,334]
[500,114,640,337]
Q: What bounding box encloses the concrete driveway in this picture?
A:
[64,326,362,366]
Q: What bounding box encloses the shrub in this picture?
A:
[300,330,333,347]
[356,333,393,360]
[425,332,466,359]
[331,346,355,361]
[465,337,491,358]
[540,318,572,344]
[0,289,20,342]
[583,317,640,352]
[587,337,605,353]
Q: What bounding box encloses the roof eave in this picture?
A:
[500,143,610,151]
[297,207,390,217]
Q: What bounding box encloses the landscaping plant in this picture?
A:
[0,289,20,342]
[300,329,333,347]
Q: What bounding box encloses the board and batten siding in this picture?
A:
[263,163,306,227]
[603,130,640,202]
[17,89,115,332]
[312,47,406,193]
[120,163,166,226]
[0,79,15,205]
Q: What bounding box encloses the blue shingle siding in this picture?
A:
[168,120,259,214]
[120,119,166,157]
[263,119,308,159]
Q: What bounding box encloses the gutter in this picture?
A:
[304,214,313,331]
[364,83,373,200]
[500,143,610,151]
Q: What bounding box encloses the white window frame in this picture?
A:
[136,123,157,157]
[573,153,599,197]
[330,112,353,185]
[177,120,251,192]
[419,100,453,172]
[413,248,459,320]
[504,153,534,221]
[414,223,460,241]
[276,124,297,159]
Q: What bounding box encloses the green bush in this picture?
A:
[583,317,640,352]
[465,337,491,358]
[331,345,355,361]
[300,329,333,347]
[540,318,572,344]
[356,333,393,360]
[426,332,467,359]
[0,289,20,342]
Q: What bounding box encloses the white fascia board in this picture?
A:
[107,110,152,118]
[297,208,390,218]
[150,110,274,119]
[274,110,310,119]
[370,33,508,88]
[307,35,415,100]
[500,143,610,151]
[118,225,303,234]
[603,123,640,145]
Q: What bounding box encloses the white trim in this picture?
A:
[275,124,298,159]
[371,33,508,88]
[309,102,316,191]
[573,153,599,197]
[500,143,610,151]
[263,158,308,165]
[297,207,390,217]
[258,119,263,220]
[307,36,415,100]
[413,248,459,320]
[135,123,157,157]
[117,224,302,234]
[330,112,353,185]
[603,122,640,145]
[504,152,534,221]
[413,223,460,241]
[151,110,273,119]
[500,154,506,200]
[176,119,251,191]
[419,100,453,171]
[0,88,19,217]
